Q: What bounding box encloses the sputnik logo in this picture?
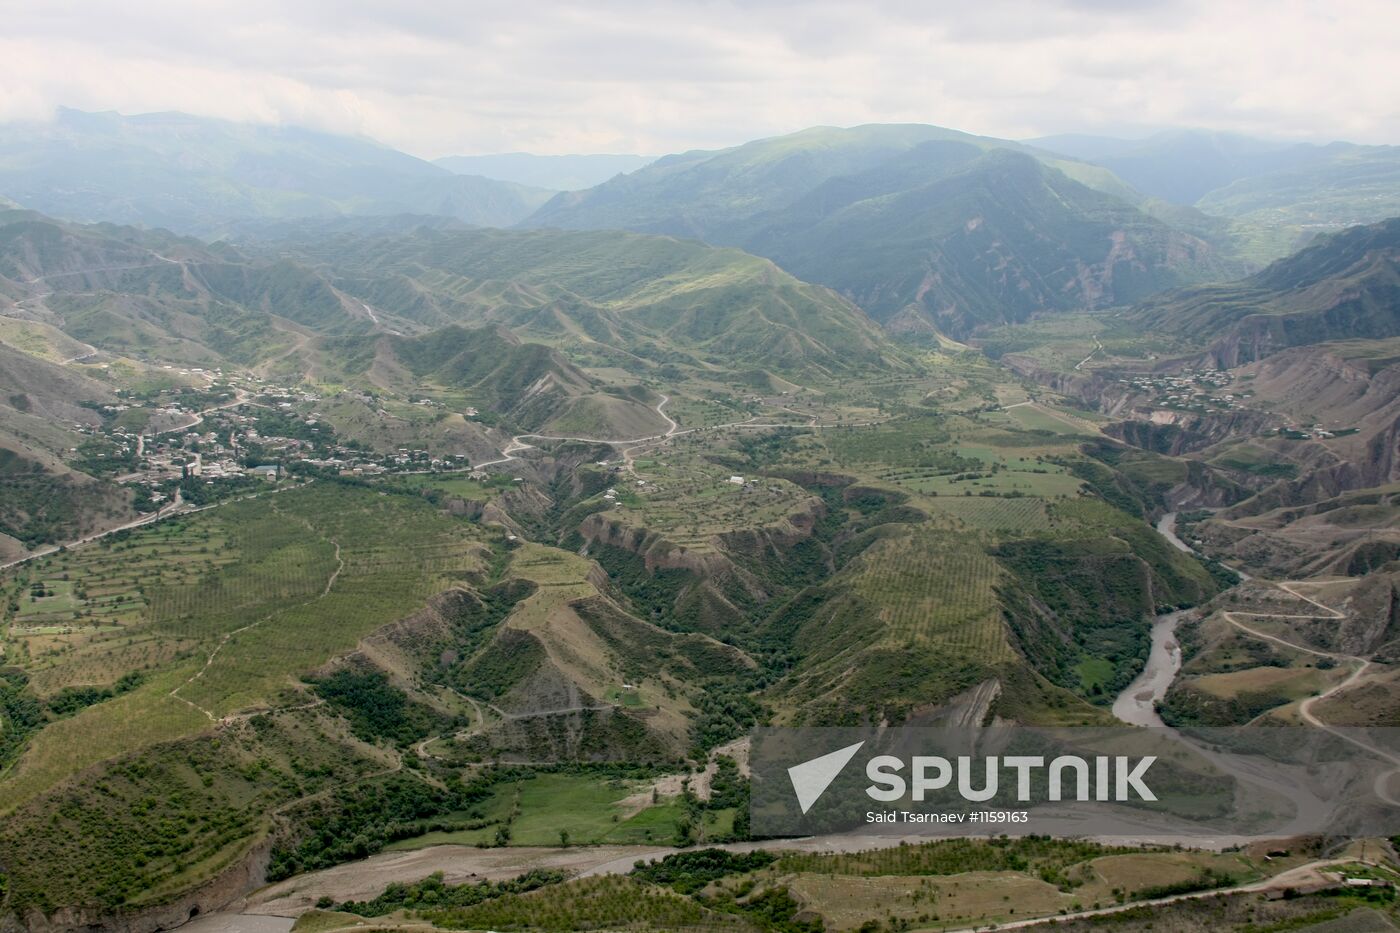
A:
[787,741,865,814]
[786,741,1159,813]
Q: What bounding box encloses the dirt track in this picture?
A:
[238,844,675,915]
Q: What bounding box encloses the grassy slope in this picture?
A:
[281,226,907,383]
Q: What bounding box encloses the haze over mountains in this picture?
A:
[0,108,555,235]
[434,153,655,191]
[1030,129,1400,229]
[1,108,1395,345]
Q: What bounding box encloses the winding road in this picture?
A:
[473,392,887,474]
[474,393,684,470]
[1222,587,1400,805]
[1149,513,1400,805]
[1073,334,1104,371]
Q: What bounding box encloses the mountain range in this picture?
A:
[4,110,1397,345]
[525,124,1239,337]
[0,109,554,235]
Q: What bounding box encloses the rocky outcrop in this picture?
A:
[999,354,1111,407]
[1106,409,1278,455]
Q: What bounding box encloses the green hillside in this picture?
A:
[276,226,908,381]
[524,124,1238,339]
[310,324,667,435]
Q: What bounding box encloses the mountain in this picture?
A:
[0,206,904,388]
[435,153,654,191]
[525,124,1056,234]
[0,108,554,235]
[0,212,658,443]
[0,206,911,453]
[738,147,1230,337]
[1033,129,1400,238]
[0,208,360,365]
[525,125,1235,338]
[1131,217,1400,365]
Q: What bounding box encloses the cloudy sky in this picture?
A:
[0,0,1395,158]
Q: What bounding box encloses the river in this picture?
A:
[1110,513,1194,727]
[1111,609,1186,727]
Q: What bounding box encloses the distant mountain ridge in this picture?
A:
[435,153,654,191]
[1031,129,1400,233]
[1027,130,1317,204]
[0,108,554,235]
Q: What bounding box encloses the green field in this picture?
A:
[386,772,690,848]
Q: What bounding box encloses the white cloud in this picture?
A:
[0,0,1394,156]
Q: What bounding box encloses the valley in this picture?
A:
[0,114,1397,933]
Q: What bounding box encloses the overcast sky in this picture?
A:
[0,0,1395,158]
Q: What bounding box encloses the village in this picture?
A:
[66,368,477,510]
[1118,367,1359,441]
[1119,366,1250,414]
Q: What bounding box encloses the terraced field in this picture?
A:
[0,482,491,810]
[844,527,1013,663]
[602,449,817,553]
[926,495,1052,532]
[384,772,690,849]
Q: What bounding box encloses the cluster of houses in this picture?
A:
[87,375,482,497]
[1275,424,1346,440]
[1121,368,1249,414]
